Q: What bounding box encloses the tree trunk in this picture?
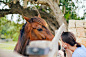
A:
[32,0,68,31]
[46,0,68,31]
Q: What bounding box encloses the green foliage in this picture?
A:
[12,33,19,41]
[2,0,11,3]
[64,12,71,22]
[60,0,65,3]
[0,17,23,41]
[36,5,40,9]
[59,0,84,22]
[42,9,45,12]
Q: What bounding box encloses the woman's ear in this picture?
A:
[64,43,68,49]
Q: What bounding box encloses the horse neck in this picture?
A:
[14,32,30,56]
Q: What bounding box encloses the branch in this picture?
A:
[0,1,59,34]
[0,1,10,6]
[0,1,57,24]
[0,9,10,17]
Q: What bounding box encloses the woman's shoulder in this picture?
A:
[75,45,86,52]
[72,45,86,57]
[72,52,86,57]
[79,45,86,52]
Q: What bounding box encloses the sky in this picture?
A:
[72,0,86,17]
[0,0,86,24]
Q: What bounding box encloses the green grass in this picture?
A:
[0,41,17,51]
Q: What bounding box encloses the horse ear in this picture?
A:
[38,14,41,18]
[22,15,30,21]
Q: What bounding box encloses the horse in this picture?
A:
[14,15,54,56]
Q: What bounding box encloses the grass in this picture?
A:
[0,41,17,51]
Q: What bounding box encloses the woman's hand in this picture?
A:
[65,49,72,57]
[58,50,64,57]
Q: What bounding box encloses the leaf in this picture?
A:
[17,19,21,22]
[6,0,8,3]
[72,2,75,7]
[42,9,45,12]
[60,0,64,3]
[9,0,11,2]
[65,12,71,20]
[65,3,68,7]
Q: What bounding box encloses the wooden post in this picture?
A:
[46,0,68,31]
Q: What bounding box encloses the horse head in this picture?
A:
[14,15,54,56]
[23,15,54,41]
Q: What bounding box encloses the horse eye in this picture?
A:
[37,28,43,31]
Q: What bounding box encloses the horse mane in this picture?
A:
[14,22,29,55]
[20,22,27,37]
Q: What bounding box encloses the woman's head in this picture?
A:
[61,32,81,48]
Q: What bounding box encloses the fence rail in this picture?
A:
[26,23,66,57]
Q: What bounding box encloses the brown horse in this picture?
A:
[14,15,54,56]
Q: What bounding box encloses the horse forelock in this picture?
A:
[30,17,48,27]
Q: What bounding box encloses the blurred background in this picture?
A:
[0,0,86,52]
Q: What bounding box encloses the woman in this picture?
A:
[59,32,86,57]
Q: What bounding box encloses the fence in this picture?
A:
[26,23,66,57]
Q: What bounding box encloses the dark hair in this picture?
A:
[61,32,81,47]
[20,22,27,37]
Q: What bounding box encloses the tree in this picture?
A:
[0,16,23,41]
[0,0,83,34]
